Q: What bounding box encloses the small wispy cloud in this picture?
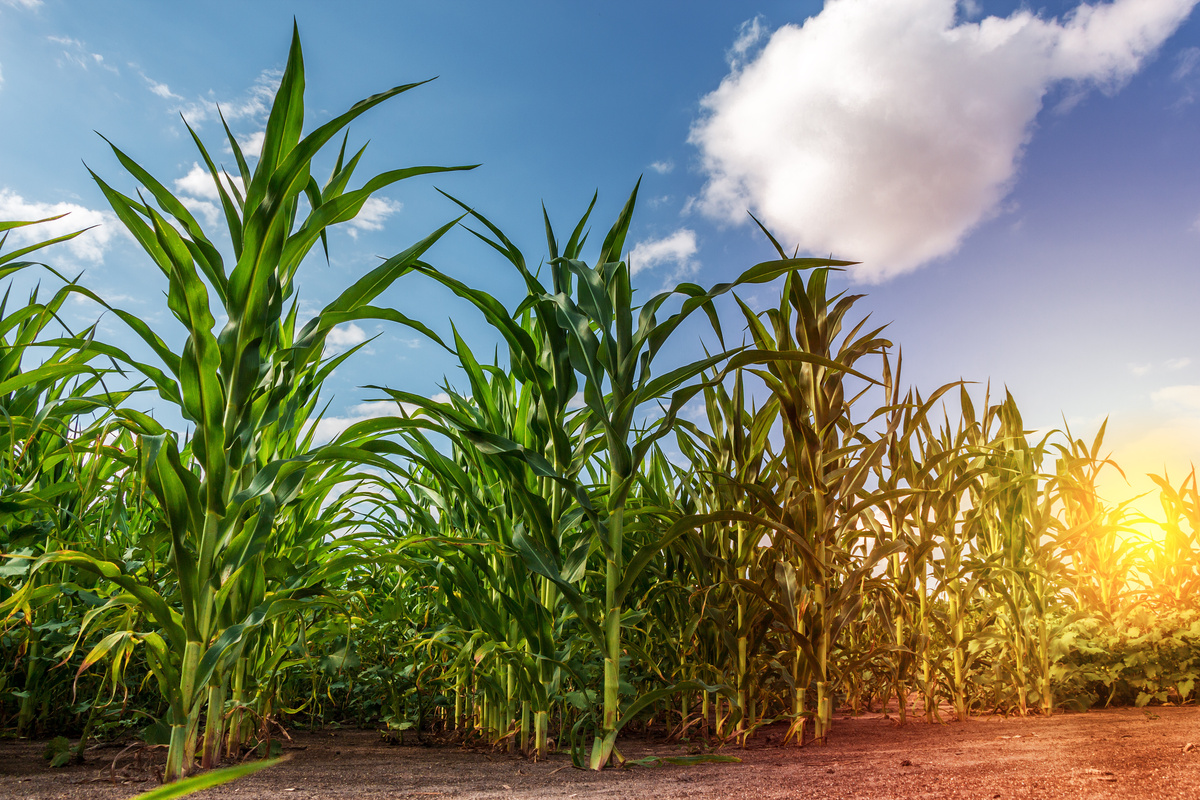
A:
[681,401,707,422]
[1173,46,1200,81]
[344,197,402,238]
[172,68,281,130]
[1172,46,1200,107]
[627,228,699,285]
[649,160,674,175]
[1152,384,1200,416]
[141,74,180,100]
[0,0,42,9]
[323,322,376,358]
[727,15,767,69]
[0,188,115,263]
[47,35,118,75]
[1129,357,1191,377]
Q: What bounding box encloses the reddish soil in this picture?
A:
[2,707,1199,799]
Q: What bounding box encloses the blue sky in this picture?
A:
[1,0,1198,512]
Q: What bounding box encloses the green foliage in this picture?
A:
[1054,609,1200,709]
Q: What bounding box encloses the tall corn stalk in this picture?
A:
[4,27,470,780]
[736,257,897,744]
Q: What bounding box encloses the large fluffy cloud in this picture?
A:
[690,0,1198,282]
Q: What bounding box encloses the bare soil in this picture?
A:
[2,706,1199,799]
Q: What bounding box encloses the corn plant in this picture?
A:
[673,371,781,743]
[2,26,471,780]
[1143,469,1200,609]
[1051,422,1139,619]
[0,239,145,739]
[735,256,899,743]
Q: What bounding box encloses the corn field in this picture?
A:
[3,29,1200,782]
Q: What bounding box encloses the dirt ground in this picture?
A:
[1,706,1199,799]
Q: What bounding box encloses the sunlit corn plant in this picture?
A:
[1050,422,1139,620]
[734,246,900,744]
[1142,469,1200,609]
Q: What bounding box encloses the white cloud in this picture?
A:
[171,163,247,228]
[1130,358,1192,376]
[326,322,369,348]
[143,75,180,100]
[649,160,674,175]
[1,0,42,8]
[0,189,115,263]
[1152,384,1200,415]
[173,162,244,202]
[178,196,220,227]
[344,197,402,238]
[627,228,699,283]
[238,130,265,159]
[323,322,374,358]
[47,35,118,74]
[728,16,768,69]
[310,393,448,445]
[1172,45,1200,80]
[311,400,414,445]
[690,0,1198,282]
[173,68,281,129]
[1170,44,1200,111]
